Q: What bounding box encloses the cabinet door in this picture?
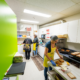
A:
[41,46,45,58]
[59,23,68,35]
[39,46,44,58]
[53,24,60,35]
[77,19,80,43]
[50,26,54,36]
[67,20,78,42]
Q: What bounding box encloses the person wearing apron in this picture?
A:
[43,35,63,80]
[33,35,38,56]
[23,37,32,60]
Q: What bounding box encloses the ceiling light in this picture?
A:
[40,20,64,28]
[24,9,51,18]
[21,19,39,23]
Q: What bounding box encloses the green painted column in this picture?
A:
[16,75,19,80]
[0,0,17,80]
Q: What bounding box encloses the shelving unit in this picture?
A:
[17,31,30,44]
[47,61,80,80]
[18,37,27,38]
[47,70,56,80]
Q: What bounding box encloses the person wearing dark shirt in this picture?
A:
[23,36,32,60]
[43,35,63,80]
[33,35,38,56]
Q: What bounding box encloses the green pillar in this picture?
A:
[0,0,17,80]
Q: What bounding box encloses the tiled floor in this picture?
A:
[19,58,45,80]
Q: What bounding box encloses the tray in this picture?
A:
[59,48,71,54]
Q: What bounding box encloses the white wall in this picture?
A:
[66,42,80,52]
[64,13,80,22]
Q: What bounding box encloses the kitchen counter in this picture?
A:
[39,44,45,47]
[48,61,80,80]
[38,44,45,58]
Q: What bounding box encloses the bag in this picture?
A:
[23,44,31,51]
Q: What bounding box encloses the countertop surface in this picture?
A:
[48,61,80,80]
[39,44,45,47]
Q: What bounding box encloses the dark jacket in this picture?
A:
[33,37,38,47]
[23,38,32,51]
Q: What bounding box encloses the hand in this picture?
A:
[60,56,63,59]
[50,60,56,66]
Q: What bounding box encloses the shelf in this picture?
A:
[47,62,71,80]
[47,70,56,80]
[5,62,26,77]
[17,37,27,38]
[17,31,30,32]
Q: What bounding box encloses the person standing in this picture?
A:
[23,36,32,60]
[43,35,63,80]
[33,34,38,56]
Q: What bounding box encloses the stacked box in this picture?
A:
[13,56,23,63]
[13,52,23,63]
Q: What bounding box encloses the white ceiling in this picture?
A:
[5,0,80,25]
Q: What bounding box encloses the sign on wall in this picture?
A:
[25,27,31,31]
[46,29,50,39]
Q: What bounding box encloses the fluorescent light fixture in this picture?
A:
[21,19,39,23]
[24,9,51,18]
[40,20,64,28]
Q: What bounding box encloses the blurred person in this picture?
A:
[23,36,32,60]
[43,35,63,80]
[33,34,38,56]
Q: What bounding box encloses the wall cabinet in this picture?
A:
[59,23,68,35]
[67,20,78,42]
[39,19,80,43]
[77,19,80,43]
[52,24,60,35]
[50,23,68,36]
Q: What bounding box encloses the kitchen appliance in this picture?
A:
[41,34,46,39]
[70,52,80,61]
[59,48,71,54]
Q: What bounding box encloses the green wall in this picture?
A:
[0,0,17,80]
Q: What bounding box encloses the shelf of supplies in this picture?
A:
[47,70,56,80]
[17,31,30,32]
[17,37,27,38]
